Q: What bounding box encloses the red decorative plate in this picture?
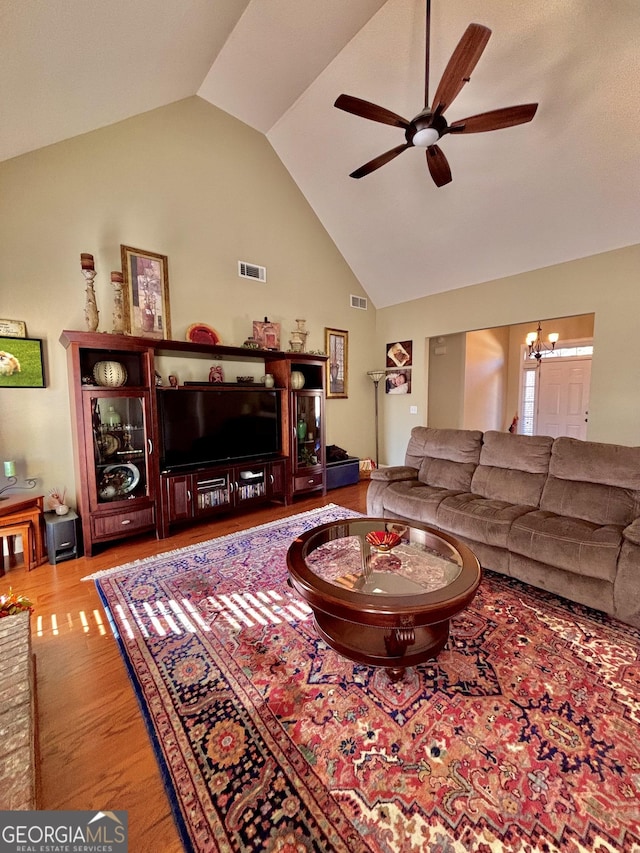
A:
[186,324,221,345]
[365,530,402,551]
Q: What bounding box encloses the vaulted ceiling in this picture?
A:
[3,0,639,307]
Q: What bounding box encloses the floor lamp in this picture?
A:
[367,370,386,468]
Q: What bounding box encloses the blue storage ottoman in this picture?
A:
[326,456,360,490]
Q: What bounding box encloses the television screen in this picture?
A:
[158,387,281,471]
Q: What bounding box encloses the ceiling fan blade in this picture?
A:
[430,23,491,115]
[449,103,538,133]
[349,143,411,179]
[334,94,410,129]
[426,145,452,187]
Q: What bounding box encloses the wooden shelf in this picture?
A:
[61,330,327,363]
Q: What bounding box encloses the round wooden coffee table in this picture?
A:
[286,517,481,681]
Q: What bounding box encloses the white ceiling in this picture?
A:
[3,0,639,308]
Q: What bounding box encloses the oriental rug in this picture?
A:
[89,505,640,853]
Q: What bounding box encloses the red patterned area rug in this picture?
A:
[88,505,640,853]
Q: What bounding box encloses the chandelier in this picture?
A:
[526,321,559,361]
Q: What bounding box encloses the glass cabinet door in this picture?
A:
[87,393,151,506]
[295,392,322,471]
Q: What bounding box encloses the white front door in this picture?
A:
[536,358,591,439]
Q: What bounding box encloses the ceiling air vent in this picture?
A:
[238,261,267,282]
[350,294,368,310]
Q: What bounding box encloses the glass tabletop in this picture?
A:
[301,519,463,597]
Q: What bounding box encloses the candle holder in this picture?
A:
[0,476,37,499]
[110,271,126,335]
[81,253,99,332]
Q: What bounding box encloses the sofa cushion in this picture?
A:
[405,427,482,468]
[470,431,553,507]
[382,481,462,526]
[404,427,482,491]
[419,457,478,491]
[436,493,534,548]
[541,436,640,526]
[509,509,623,582]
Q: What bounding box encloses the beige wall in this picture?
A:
[0,97,377,502]
[426,333,465,429]
[377,245,640,465]
[463,326,510,432]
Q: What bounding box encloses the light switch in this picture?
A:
[410,406,418,415]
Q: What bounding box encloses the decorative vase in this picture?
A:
[297,417,307,441]
[93,361,127,387]
[105,406,121,427]
[55,504,70,516]
[291,371,305,390]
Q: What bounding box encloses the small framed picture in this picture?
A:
[386,369,411,395]
[121,245,171,339]
[386,340,413,368]
[325,328,348,398]
[0,319,27,338]
[253,320,281,350]
[0,336,45,388]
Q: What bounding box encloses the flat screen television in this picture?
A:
[158,387,281,472]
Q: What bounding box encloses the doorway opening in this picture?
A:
[520,338,593,439]
[427,314,595,437]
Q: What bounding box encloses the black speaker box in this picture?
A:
[44,510,83,565]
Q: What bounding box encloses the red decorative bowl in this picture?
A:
[365,530,401,551]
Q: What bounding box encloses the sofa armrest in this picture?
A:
[622,517,640,546]
[370,466,418,483]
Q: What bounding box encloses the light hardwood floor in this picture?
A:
[4,483,368,852]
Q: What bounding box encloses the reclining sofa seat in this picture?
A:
[366,427,483,527]
[367,426,640,628]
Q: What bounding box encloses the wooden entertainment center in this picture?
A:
[60,330,327,556]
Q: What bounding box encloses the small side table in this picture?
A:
[0,495,45,571]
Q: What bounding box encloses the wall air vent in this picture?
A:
[350,294,368,310]
[238,261,267,282]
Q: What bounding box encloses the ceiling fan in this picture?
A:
[334,0,538,187]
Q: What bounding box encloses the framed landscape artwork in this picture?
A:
[121,245,171,340]
[0,336,45,387]
[325,328,348,398]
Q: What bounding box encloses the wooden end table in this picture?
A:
[0,494,46,570]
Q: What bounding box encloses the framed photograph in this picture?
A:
[325,328,348,398]
[0,319,27,338]
[386,340,413,368]
[385,369,411,395]
[253,319,281,350]
[0,336,45,388]
[121,245,171,339]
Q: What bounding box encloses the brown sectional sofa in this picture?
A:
[367,427,640,628]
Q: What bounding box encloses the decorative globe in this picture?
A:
[93,361,128,387]
[290,371,305,390]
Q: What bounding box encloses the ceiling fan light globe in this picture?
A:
[412,127,440,148]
